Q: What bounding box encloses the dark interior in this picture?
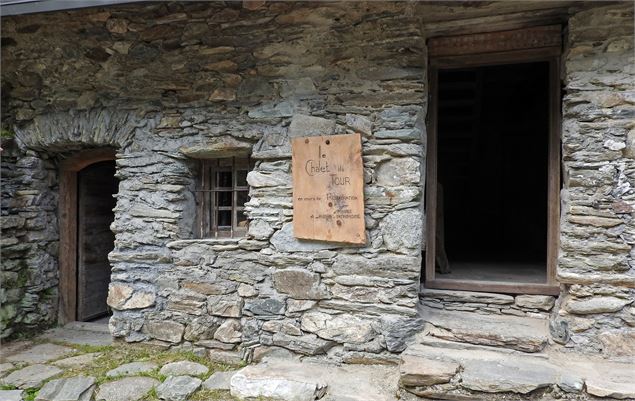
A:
[436,62,549,283]
[77,160,118,321]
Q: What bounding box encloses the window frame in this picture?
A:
[196,156,252,239]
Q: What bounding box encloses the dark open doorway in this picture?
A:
[76,160,118,321]
[424,26,561,295]
[436,62,549,284]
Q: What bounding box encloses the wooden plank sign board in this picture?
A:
[291,133,366,245]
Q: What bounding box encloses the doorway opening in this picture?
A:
[58,149,117,324]
[76,160,118,322]
[438,62,548,284]
[424,26,561,295]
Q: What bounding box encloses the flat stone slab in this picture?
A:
[461,359,558,394]
[1,364,63,389]
[52,353,101,368]
[39,327,113,347]
[95,376,159,401]
[155,375,201,401]
[422,289,514,305]
[586,371,635,400]
[421,307,548,352]
[402,343,568,396]
[202,371,236,391]
[399,354,459,387]
[230,359,398,401]
[35,376,95,401]
[403,339,635,399]
[5,343,74,364]
[159,361,208,376]
[231,363,327,401]
[586,380,635,399]
[0,341,33,359]
[207,350,242,365]
[63,321,110,333]
[0,389,24,401]
[0,362,15,377]
[106,362,158,377]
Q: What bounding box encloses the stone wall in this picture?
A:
[557,3,635,356]
[2,0,633,360]
[1,1,426,360]
[421,290,555,319]
[0,139,59,339]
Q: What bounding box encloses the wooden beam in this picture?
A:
[425,279,561,296]
[430,47,560,69]
[428,25,562,57]
[425,67,439,285]
[58,170,77,324]
[546,58,561,287]
[59,148,116,172]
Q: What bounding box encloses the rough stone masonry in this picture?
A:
[0,1,633,364]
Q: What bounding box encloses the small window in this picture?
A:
[196,157,253,238]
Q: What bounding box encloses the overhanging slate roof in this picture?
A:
[0,0,147,16]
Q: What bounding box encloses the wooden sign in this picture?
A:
[291,133,366,245]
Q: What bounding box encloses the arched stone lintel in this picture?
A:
[13,109,141,152]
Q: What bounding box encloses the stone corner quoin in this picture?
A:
[0,0,633,363]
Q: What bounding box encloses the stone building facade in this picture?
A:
[0,0,633,376]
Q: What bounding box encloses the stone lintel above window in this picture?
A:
[179,136,252,159]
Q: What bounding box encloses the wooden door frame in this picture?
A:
[424,27,561,296]
[58,148,116,324]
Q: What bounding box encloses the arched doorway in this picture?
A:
[58,149,118,323]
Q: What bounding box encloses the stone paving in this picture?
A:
[0,323,402,401]
[2,322,635,401]
[0,324,242,401]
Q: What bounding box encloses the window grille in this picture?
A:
[196,157,252,238]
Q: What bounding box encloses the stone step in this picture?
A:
[399,343,635,400]
[415,335,548,358]
[64,321,111,333]
[417,304,549,353]
[229,357,399,401]
[39,324,113,347]
[399,343,564,399]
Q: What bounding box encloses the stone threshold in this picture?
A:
[417,305,550,353]
[399,338,635,400]
[419,287,556,319]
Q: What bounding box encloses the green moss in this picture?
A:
[16,269,30,288]
[58,342,114,355]
[0,384,18,390]
[0,128,15,139]
[2,342,248,401]
[54,342,241,387]
[8,320,58,343]
[41,287,56,298]
[23,388,38,401]
[141,387,159,401]
[189,389,237,401]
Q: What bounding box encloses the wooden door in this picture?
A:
[76,161,117,321]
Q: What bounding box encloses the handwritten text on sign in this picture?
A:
[291,133,366,244]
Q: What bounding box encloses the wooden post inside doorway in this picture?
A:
[58,148,116,324]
